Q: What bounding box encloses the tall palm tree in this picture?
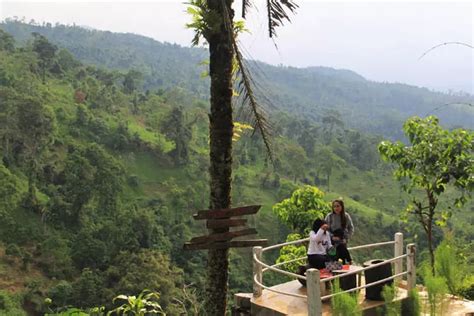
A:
[187,0,297,314]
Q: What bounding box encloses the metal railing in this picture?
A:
[253,232,416,316]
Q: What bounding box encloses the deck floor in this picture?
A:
[251,280,408,315]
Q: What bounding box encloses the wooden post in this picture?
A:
[253,246,263,298]
[307,269,322,316]
[406,243,416,290]
[394,232,403,284]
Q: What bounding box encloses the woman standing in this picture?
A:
[325,199,354,264]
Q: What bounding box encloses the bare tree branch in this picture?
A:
[418,41,474,60]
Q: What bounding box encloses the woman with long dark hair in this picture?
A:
[325,199,354,264]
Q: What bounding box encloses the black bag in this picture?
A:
[297,264,308,287]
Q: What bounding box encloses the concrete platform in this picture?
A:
[248,280,408,315]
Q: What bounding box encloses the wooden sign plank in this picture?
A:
[229,239,268,248]
[183,239,268,250]
[193,205,261,220]
[206,218,247,229]
[189,228,257,244]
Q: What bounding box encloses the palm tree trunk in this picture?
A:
[204,0,234,314]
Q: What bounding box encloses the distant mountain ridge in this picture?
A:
[2,20,472,139]
[306,66,367,82]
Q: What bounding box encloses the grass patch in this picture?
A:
[128,121,174,153]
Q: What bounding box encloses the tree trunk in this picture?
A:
[327,171,331,192]
[41,61,46,84]
[204,0,234,314]
[426,189,437,276]
[427,221,435,276]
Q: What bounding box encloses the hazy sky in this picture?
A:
[1,0,473,94]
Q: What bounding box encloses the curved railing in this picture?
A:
[252,232,416,316]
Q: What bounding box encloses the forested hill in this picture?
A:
[0,20,209,97]
[0,24,415,314]
[0,21,473,314]
[2,20,473,139]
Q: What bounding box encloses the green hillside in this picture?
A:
[2,20,473,140]
[0,25,472,315]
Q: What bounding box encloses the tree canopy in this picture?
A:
[379,116,474,273]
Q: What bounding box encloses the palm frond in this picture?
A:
[233,44,281,112]
[233,40,274,163]
[242,0,252,19]
[266,0,299,38]
[221,0,274,163]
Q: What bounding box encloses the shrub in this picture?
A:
[434,239,462,295]
[401,289,421,316]
[127,174,140,187]
[0,291,26,315]
[379,284,401,316]
[109,290,165,315]
[331,280,361,316]
[458,275,474,300]
[350,194,361,201]
[71,269,105,309]
[424,273,448,316]
[48,281,73,308]
[5,243,22,258]
[276,233,307,273]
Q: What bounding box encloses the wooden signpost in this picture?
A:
[184,205,268,250]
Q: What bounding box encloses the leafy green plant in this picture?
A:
[0,291,26,315]
[379,116,474,274]
[458,275,474,300]
[423,266,448,316]
[171,284,203,316]
[109,290,165,315]
[331,280,361,316]
[45,307,91,316]
[402,289,421,316]
[434,238,462,295]
[276,233,307,273]
[379,284,401,316]
[272,185,330,234]
[48,281,73,309]
[273,186,331,275]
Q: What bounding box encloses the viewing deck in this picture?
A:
[234,233,415,316]
[234,232,474,315]
[249,279,408,315]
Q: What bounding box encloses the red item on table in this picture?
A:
[319,269,333,278]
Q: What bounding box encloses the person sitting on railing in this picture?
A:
[325,199,354,265]
[307,218,332,269]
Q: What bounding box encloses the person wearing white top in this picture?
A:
[307,219,332,269]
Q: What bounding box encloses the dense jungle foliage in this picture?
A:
[0,21,473,314]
